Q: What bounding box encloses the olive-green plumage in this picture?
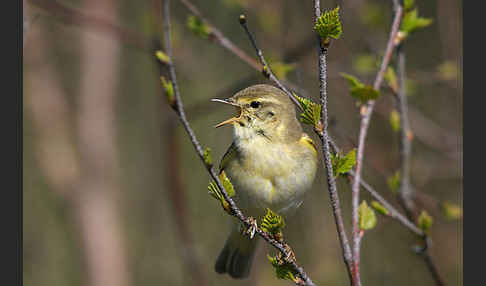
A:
[212,84,318,279]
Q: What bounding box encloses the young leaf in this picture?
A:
[371,201,390,216]
[400,9,433,36]
[314,6,342,40]
[340,73,380,103]
[331,149,356,177]
[187,15,211,39]
[404,0,415,11]
[207,171,235,212]
[261,208,286,236]
[267,254,298,282]
[294,94,322,126]
[359,201,377,230]
[203,147,212,167]
[390,109,401,132]
[160,76,175,105]
[418,210,433,232]
[155,50,170,65]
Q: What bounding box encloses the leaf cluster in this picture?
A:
[261,208,286,237]
[267,254,299,282]
[314,6,342,41]
[340,73,380,104]
[208,171,235,212]
[330,149,356,178]
[398,1,433,43]
[294,94,322,127]
[187,15,211,39]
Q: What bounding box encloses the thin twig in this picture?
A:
[327,139,425,237]
[395,42,446,286]
[238,17,302,110]
[161,1,315,285]
[28,0,157,52]
[349,6,403,286]
[312,1,354,284]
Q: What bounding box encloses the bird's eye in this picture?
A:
[250,101,261,108]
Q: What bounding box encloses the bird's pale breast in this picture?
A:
[225,134,317,218]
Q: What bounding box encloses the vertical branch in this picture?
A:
[395,43,446,286]
[75,1,130,286]
[349,5,403,286]
[312,0,354,284]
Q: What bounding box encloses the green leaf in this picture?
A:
[400,9,433,35]
[203,147,212,167]
[418,210,433,232]
[351,85,380,102]
[160,76,175,105]
[341,72,363,88]
[404,0,415,11]
[371,201,389,216]
[331,149,356,177]
[294,94,322,126]
[340,73,380,103]
[187,15,211,39]
[390,109,401,132]
[155,50,170,65]
[207,171,235,212]
[441,202,463,220]
[261,208,286,236]
[359,201,377,230]
[387,171,401,193]
[314,6,342,40]
[269,61,296,80]
[267,254,298,282]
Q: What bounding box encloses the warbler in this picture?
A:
[211,84,318,279]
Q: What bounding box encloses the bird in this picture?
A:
[211,84,318,279]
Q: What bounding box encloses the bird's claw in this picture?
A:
[245,217,258,239]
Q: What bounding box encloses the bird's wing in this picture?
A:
[219,141,238,174]
[299,133,318,155]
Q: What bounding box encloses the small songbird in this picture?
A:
[211,84,318,279]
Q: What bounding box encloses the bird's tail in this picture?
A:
[215,224,259,279]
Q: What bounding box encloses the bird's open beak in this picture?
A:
[211,98,242,128]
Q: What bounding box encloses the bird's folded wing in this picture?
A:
[299,133,318,155]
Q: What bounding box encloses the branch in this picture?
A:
[395,42,446,286]
[28,0,157,52]
[312,1,354,284]
[160,1,315,285]
[349,5,403,286]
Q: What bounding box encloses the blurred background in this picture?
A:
[23,0,462,285]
